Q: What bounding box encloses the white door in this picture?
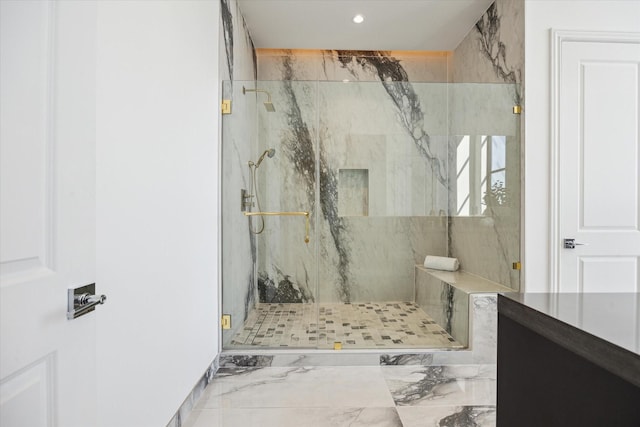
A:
[556,32,640,293]
[1,2,99,426]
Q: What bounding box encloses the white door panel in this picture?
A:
[0,356,54,427]
[0,0,53,281]
[0,1,98,426]
[557,33,640,293]
[579,257,638,293]
[581,61,638,230]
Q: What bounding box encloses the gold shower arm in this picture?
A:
[243,211,310,244]
[242,87,272,103]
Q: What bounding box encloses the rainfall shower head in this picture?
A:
[242,86,276,112]
[263,100,276,113]
[255,148,276,168]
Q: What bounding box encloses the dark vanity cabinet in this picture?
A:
[497,293,640,427]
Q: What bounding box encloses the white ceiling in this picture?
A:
[236,0,495,51]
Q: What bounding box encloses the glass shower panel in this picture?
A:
[221,79,521,351]
[255,80,319,349]
[315,81,450,349]
[448,83,521,290]
[222,80,319,349]
[221,80,257,348]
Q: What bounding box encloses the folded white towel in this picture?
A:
[424,255,459,271]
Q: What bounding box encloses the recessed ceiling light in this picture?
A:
[352,14,364,24]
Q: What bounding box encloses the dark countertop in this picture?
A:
[498,292,640,388]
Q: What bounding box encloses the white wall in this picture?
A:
[524,0,640,292]
[95,2,220,426]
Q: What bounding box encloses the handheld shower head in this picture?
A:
[254,148,276,168]
[242,86,276,112]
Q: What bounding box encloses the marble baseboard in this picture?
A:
[219,354,274,368]
[185,406,403,427]
[271,353,381,367]
[166,356,219,427]
[380,353,435,366]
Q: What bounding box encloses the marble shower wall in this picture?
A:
[220,0,258,346]
[258,50,450,82]
[220,1,523,319]
[254,51,451,303]
[448,0,524,290]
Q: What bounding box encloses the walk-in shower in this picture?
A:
[221,79,521,350]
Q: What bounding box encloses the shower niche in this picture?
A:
[338,169,369,217]
[221,80,520,350]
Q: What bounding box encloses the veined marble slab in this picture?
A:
[195,366,396,409]
[220,0,259,347]
[382,365,496,407]
[449,0,524,292]
[397,405,496,427]
[183,364,497,427]
[249,51,452,305]
[219,355,273,368]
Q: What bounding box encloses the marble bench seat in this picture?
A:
[415,265,512,353]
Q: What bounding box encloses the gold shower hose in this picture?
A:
[243,211,310,244]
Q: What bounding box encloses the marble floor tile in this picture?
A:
[382,365,496,407]
[183,407,402,427]
[195,366,396,409]
[396,406,496,427]
[182,365,498,427]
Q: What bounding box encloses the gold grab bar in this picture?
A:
[243,211,310,244]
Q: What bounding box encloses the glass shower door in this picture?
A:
[313,80,452,349]
[221,80,319,349]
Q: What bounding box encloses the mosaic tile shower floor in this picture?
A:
[229,302,464,349]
